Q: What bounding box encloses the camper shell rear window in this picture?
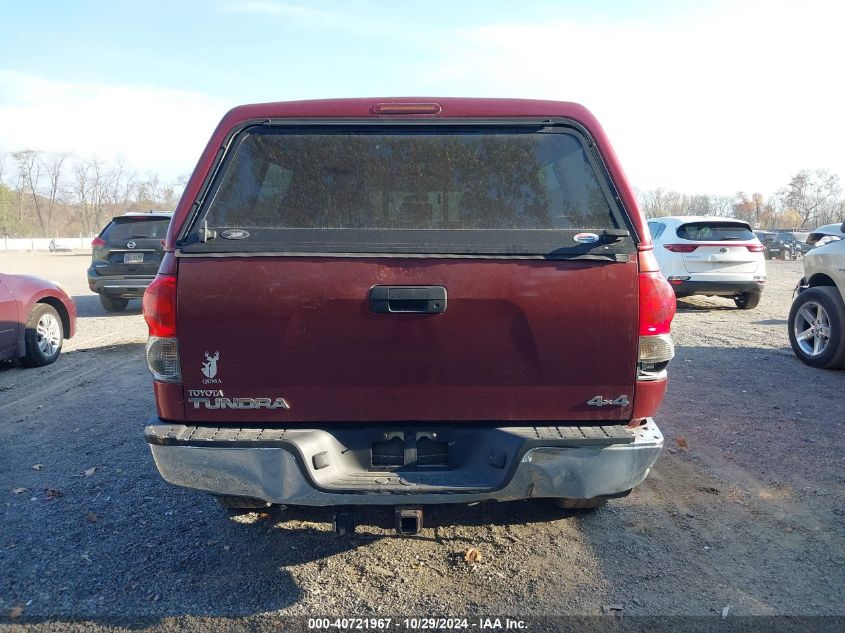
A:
[181,123,634,257]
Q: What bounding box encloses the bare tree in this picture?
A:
[42,152,70,235]
[71,157,97,235]
[0,152,11,236]
[751,193,764,227]
[109,157,136,212]
[13,150,48,233]
[782,170,842,229]
[710,195,734,217]
[687,194,712,215]
[636,187,663,218]
[136,172,163,209]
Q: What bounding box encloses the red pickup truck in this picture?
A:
[142,98,675,533]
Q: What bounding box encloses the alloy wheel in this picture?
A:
[793,301,831,357]
[36,313,62,358]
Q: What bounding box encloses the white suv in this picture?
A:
[788,225,845,368]
[648,216,767,309]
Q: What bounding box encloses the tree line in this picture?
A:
[0,150,186,238]
[637,169,843,230]
[2,148,842,237]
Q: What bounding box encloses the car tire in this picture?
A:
[551,497,608,511]
[734,290,762,310]
[99,295,129,312]
[215,495,272,509]
[20,304,64,367]
[788,286,845,369]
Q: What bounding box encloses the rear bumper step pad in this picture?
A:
[144,423,633,448]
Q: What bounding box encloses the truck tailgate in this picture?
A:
[177,256,638,423]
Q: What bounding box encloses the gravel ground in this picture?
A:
[1,252,843,630]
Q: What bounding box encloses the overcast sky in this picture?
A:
[1,0,843,197]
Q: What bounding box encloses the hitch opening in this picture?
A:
[395,507,423,535]
[333,508,356,536]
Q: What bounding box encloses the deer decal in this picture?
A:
[201,351,220,379]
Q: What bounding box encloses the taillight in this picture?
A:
[91,237,106,247]
[146,338,180,383]
[143,274,180,382]
[639,334,675,365]
[746,243,765,252]
[143,275,176,337]
[638,270,676,374]
[663,244,698,253]
[639,272,676,336]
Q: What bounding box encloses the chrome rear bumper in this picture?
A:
[144,420,663,505]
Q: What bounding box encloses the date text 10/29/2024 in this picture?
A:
[307,618,528,631]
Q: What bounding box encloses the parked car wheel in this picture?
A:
[20,304,64,367]
[734,290,762,310]
[215,495,271,509]
[788,286,845,369]
[99,295,129,312]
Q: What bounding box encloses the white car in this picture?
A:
[788,225,845,368]
[648,216,767,309]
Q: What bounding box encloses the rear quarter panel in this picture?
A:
[805,240,845,295]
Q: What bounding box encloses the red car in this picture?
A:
[142,98,676,533]
[0,273,77,366]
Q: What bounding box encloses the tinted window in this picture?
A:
[676,222,753,241]
[103,219,170,240]
[648,221,666,240]
[201,128,621,250]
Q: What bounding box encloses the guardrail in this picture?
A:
[1,237,95,252]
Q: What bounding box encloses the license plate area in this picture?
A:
[371,431,451,470]
[124,253,144,264]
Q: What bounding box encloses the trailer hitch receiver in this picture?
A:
[395,507,423,535]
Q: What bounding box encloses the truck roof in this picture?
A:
[221,97,595,122]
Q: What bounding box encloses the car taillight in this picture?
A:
[143,274,176,337]
[638,270,676,373]
[91,237,106,247]
[746,243,765,252]
[143,274,180,382]
[662,244,698,253]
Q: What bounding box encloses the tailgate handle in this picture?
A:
[369,286,447,314]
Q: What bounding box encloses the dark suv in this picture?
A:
[88,212,172,311]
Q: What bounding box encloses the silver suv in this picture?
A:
[789,222,845,368]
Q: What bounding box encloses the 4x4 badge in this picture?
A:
[587,395,629,407]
